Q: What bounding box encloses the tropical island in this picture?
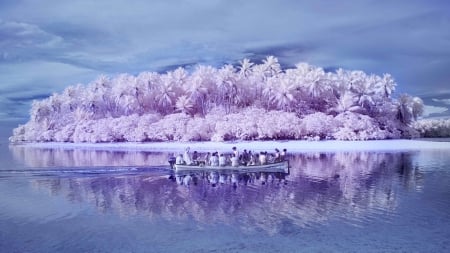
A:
[9,56,450,143]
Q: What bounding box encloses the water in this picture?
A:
[1,144,450,252]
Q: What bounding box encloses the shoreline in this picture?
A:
[10,139,450,152]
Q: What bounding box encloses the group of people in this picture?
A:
[175,146,287,167]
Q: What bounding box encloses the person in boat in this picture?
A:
[168,153,176,166]
[210,152,219,166]
[267,153,276,163]
[244,150,251,165]
[183,147,192,165]
[248,152,256,166]
[280,148,287,161]
[219,153,227,166]
[274,148,281,162]
[242,149,249,164]
[175,154,184,165]
[192,151,199,165]
[232,146,239,158]
[203,152,211,165]
[231,153,239,167]
[259,151,267,165]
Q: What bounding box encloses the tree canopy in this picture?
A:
[10,56,430,143]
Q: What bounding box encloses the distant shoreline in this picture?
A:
[11,139,450,152]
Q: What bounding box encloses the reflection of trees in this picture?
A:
[10,145,169,167]
[29,151,423,234]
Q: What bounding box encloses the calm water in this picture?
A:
[1,143,450,252]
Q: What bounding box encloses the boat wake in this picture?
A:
[0,165,171,178]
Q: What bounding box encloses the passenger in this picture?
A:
[192,151,199,165]
[232,146,239,158]
[248,153,256,166]
[183,147,192,165]
[168,153,176,168]
[175,154,184,165]
[210,152,219,166]
[231,153,239,167]
[254,153,260,165]
[246,151,252,165]
[280,148,287,161]
[242,149,249,164]
[203,152,211,165]
[219,153,227,166]
[274,148,280,162]
[268,153,276,163]
[259,151,267,165]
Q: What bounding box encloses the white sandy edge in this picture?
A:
[14,139,450,153]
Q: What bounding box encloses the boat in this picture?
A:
[173,160,289,174]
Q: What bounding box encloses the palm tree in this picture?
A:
[155,80,176,115]
[412,97,424,120]
[238,58,254,77]
[380,73,396,98]
[272,78,297,111]
[329,92,362,115]
[187,76,209,115]
[175,95,194,115]
[396,94,423,124]
[170,67,188,87]
[396,94,413,124]
[215,65,236,110]
[296,64,328,98]
[261,55,282,78]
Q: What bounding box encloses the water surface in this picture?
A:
[1,144,450,252]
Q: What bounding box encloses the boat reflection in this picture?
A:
[11,146,424,234]
[171,167,289,188]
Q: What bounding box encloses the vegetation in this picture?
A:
[10,56,429,143]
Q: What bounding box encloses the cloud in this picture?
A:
[0,20,63,48]
[0,61,101,119]
[0,0,449,122]
[0,20,65,62]
[432,98,450,105]
[423,105,449,117]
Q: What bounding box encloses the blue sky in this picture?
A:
[1,0,450,136]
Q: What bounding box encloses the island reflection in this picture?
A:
[10,146,423,234]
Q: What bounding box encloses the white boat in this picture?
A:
[173,160,289,173]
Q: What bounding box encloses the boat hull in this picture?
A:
[174,161,289,173]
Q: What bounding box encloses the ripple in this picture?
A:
[2,150,450,252]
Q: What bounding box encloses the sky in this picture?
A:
[1,0,450,139]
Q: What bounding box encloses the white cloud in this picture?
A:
[432,98,450,105]
[0,61,101,119]
[0,20,64,50]
[423,105,449,117]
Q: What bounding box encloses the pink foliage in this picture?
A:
[333,112,387,140]
[413,119,450,137]
[9,56,427,143]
